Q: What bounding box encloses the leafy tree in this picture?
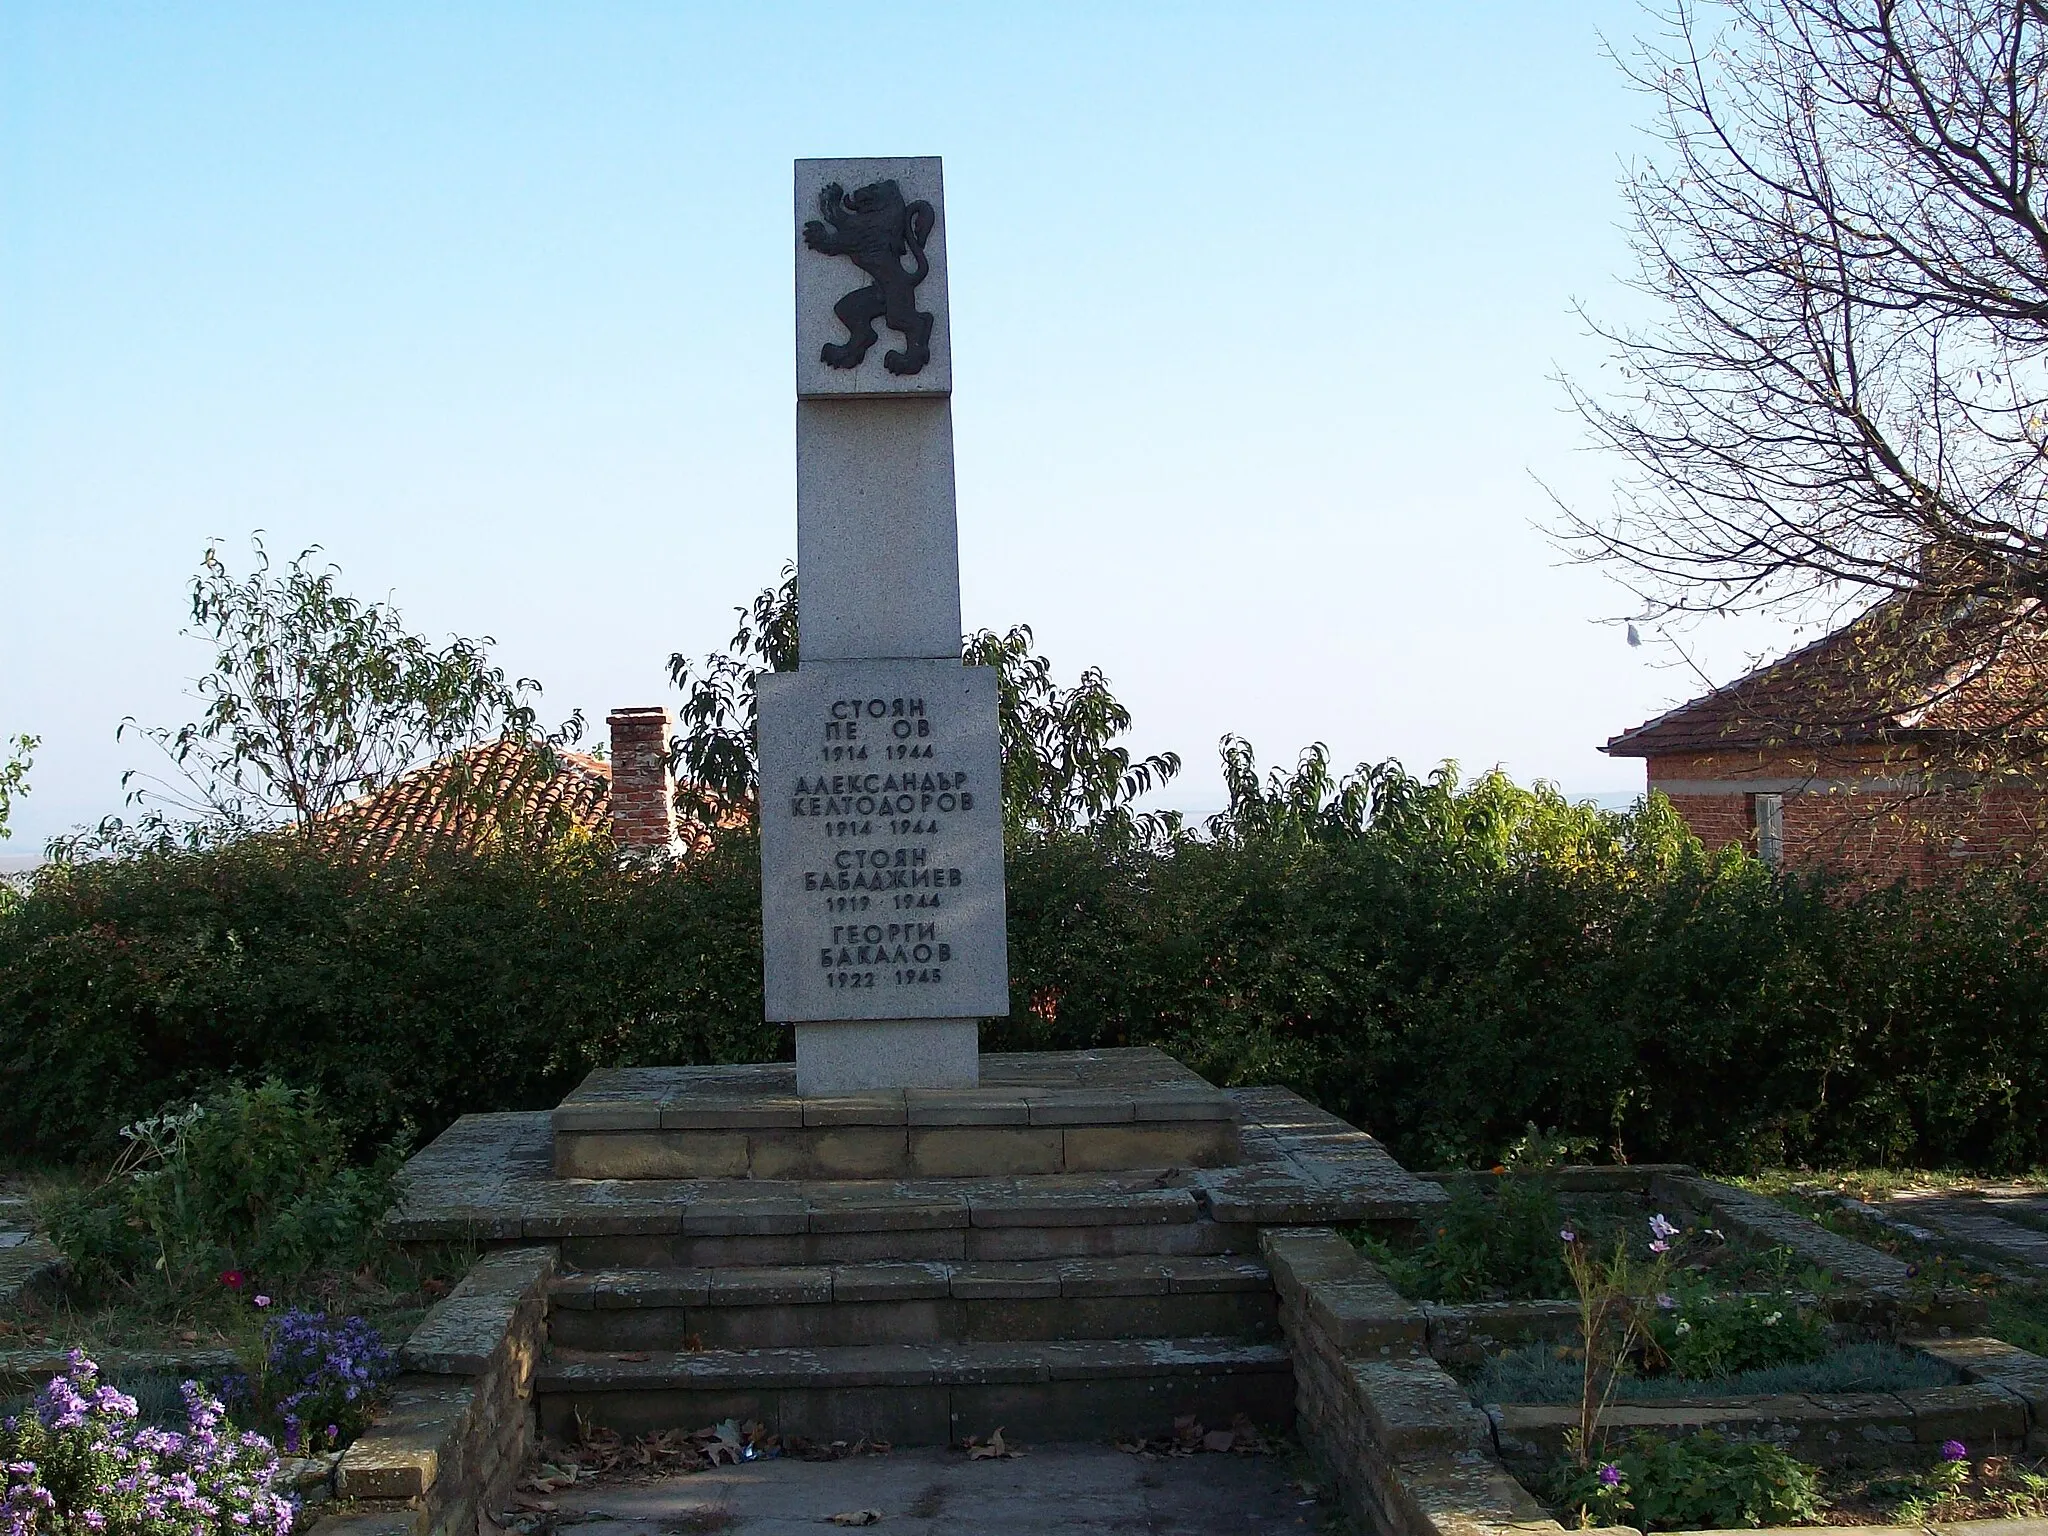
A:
[0,733,34,842]
[1562,0,2048,781]
[668,567,1181,842]
[112,537,577,842]
[667,563,799,826]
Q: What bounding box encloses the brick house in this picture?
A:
[316,706,687,859]
[1602,595,2048,879]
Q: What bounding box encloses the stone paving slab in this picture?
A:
[400,1246,554,1375]
[1491,1378,2032,1466]
[1883,1196,2048,1272]
[534,1441,1341,1535]
[0,1195,61,1313]
[1665,1176,1914,1290]
[1203,1090,1449,1224]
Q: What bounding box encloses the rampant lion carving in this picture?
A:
[803,179,937,376]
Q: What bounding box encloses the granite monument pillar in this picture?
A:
[757,157,1008,1096]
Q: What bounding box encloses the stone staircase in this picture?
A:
[535,1174,1294,1445]
[387,1050,1450,1449]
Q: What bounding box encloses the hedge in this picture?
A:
[2,783,2043,1173]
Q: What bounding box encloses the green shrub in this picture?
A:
[1359,1134,1575,1301]
[0,832,775,1160]
[1644,1281,1831,1379]
[38,1080,400,1297]
[1549,1431,1827,1530]
[3,763,2048,1174]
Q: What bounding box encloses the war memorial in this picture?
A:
[360,161,2048,1536]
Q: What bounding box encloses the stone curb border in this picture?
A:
[310,1246,555,1536]
[1261,1208,2048,1536]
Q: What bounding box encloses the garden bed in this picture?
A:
[1273,1160,2047,1536]
[0,1081,551,1531]
[1358,1168,1802,1306]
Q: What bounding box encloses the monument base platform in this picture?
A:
[388,1054,1449,1448]
[551,1047,1239,1181]
[793,1018,978,1095]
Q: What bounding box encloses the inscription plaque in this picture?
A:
[757,658,1008,1024]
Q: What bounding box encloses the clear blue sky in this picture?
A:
[0,2,1796,848]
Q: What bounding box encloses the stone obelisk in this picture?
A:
[756,157,1009,1096]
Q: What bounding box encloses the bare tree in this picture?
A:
[1565,0,2048,774]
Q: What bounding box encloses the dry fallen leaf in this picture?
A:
[966,1428,1021,1460]
[826,1513,881,1527]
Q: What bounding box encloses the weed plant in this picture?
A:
[1547,1430,1826,1530]
[34,1081,399,1307]
[1840,1445,2048,1524]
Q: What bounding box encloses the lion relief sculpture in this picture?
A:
[803,179,937,377]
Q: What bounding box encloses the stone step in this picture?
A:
[547,1256,1279,1351]
[552,1054,1241,1181]
[542,1179,1261,1270]
[535,1337,1295,1446]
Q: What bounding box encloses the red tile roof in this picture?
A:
[1605,592,2048,758]
[313,737,612,861]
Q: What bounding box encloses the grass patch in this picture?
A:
[1739,1168,2048,1205]
[1470,1338,1955,1405]
[2,1233,466,1361]
[1987,1287,2048,1355]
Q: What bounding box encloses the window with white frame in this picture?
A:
[1753,793,1784,867]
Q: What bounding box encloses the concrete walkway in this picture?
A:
[1879,1191,2048,1273]
[541,1443,1342,1534]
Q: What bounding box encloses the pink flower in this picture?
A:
[253,1295,271,1308]
[1649,1240,1670,1254]
[218,1270,245,1292]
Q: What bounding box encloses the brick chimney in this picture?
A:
[605,707,678,853]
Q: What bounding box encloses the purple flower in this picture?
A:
[1656,1293,1676,1310]
[1598,1463,1622,1486]
[1648,1213,1679,1242]
[1560,1227,1577,1243]
[1941,1439,1968,1462]
[3,1354,297,1535]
